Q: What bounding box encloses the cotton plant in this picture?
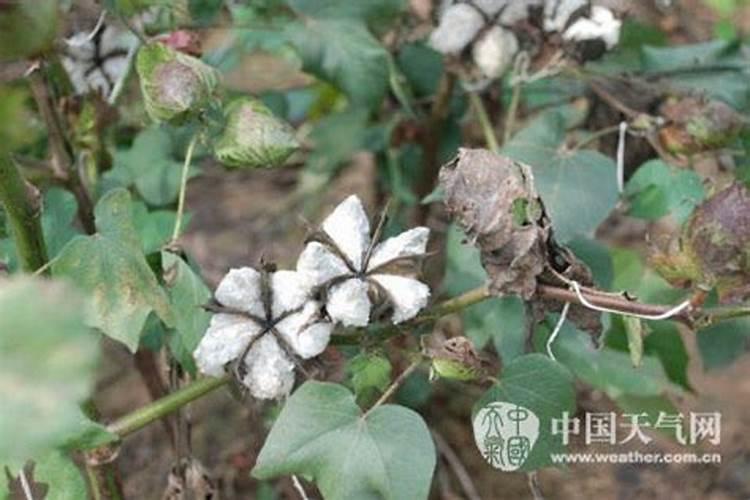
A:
[193,265,333,400]
[429,0,621,80]
[297,195,431,327]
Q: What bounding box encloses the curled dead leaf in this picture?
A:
[439,148,601,333]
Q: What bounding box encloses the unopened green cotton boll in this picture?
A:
[213,98,299,169]
[136,42,219,124]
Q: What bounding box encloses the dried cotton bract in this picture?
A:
[193,267,332,400]
[297,195,431,327]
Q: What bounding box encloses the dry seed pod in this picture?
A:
[658,95,745,155]
[652,183,750,304]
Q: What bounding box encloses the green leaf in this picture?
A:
[0,86,36,153]
[1,188,81,272]
[285,0,405,29]
[285,19,389,110]
[444,225,526,361]
[0,0,57,61]
[31,451,87,500]
[62,409,118,451]
[305,108,370,174]
[542,320,677,399]
[623,316,644,367]
[42,188,81,259]
[131,201,189,254]
[697,317,750,370]
[109,126,194,207]
[625,160,705,223]
[0,277,98,463]
[396,43,444,98]
[641,40,750,108]
[253,381,436,500]
[474,354,575,471]
[504,108,619,242]
[52,189,174,352]
[161,251,211,373]
[348,353,392,399]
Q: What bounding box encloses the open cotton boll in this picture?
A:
[429,4,485,54]
[297,241,350,286]
[327,278,372,327]
[544,0,589,32]
[370,274,431,324]
[563,6,621,49]
[276,301,332,359]
[500,0,544,24]
[472,26,520,79]
[214,267,265,317]
[321,195,371,270]
[270,270,313,319]
[242,335,296,400]
[193,314,263,377]
[367,227,430,271]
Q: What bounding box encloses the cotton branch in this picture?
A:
[0,155,48,273]
[27,63,96,234]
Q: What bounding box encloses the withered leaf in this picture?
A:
[439,148,549,299]
[439,148,601,334]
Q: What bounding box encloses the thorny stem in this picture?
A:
[0,155,49,273]
[468,92,500,153]
[171,134,199,243]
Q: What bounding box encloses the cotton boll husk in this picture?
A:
[367,227,430,271]
[321,195,371,271]
[296,241,350,286]
[429,4,485,54]
[242,335,295,400]
[370,274,430,324]
[472,26,520,79]
[472,0,510,16]
[214,267,265,317]
[193,314,263,377]
[326,278,372,327]
[544,0,589,32]
[562,6,621,49]
[270,270,313,318]
[276,301,332,359]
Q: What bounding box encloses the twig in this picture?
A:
[365,359,421,416]
[468,92,499,153]
[291,475,311,500]
[19,469,34,500]
[527,472,545,500]
[0,155,48,273]
[546,301,570,360]
[416,70,456,222]
[432,431,482,500]
[107,375,230,438]
[171,134,199,243]
[27,64,96,234]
